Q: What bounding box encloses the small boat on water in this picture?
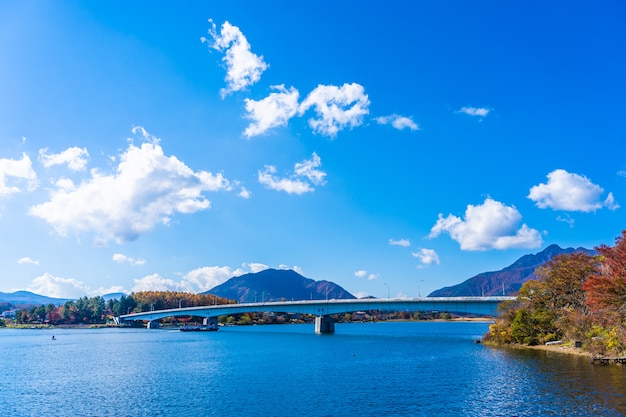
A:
[179,324,218,332]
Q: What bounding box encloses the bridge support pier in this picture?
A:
[315,315,335,334]
[203,317,218,327]
[147,320,160,329]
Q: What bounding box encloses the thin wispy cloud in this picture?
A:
[39,147,89,171]
[389,238,410,247]
[17,257,39,265]
[112,253,146,266]
[375,114,419,131]
[354,269,378,280]
[458,106,491,117]
[258,153,326,194]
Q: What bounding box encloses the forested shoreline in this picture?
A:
[0,291,234,327]
[483,230,626,357]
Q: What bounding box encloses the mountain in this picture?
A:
[203,268,356,303]
[0,291,71,306]
[428,244,596,297]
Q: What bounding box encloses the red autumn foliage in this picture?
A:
[583,230,626,325]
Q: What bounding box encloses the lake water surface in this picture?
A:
[1,322,624,416]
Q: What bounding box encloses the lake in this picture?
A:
[1,322,624,416]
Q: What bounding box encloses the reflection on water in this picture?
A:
[0,323,624,417]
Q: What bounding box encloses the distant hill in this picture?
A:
[0,291,71,306]
[101,292,127,301]
[203,268,356,303]
[429,244,596,297]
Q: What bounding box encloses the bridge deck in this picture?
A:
[120,296,516,323]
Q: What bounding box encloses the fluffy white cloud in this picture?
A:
[202,19,268,97]
[389,238,411,247]
[112,253,146,266]
[132,273,191,293]
[183,266,246,292]
[428,197,542,251]
[258,153,326,194]
[412,248,440,267]
[458,107,490,117]
[375,114,419,131]
[243,85,300,138]
[528,169,618,212]
[39,147,89,171]
[0,153,37,196]
[29,128,232,244]
[17,257,39,265]
[27,273,91,299]
[299,83,370,137]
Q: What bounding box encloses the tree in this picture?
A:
[534,252,598,341]
[583,230,626,326]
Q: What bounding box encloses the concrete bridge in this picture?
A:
[119,296,516,333]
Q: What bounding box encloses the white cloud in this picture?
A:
[243,85,300,138]
[26,273,91,299]
[354,291,369,299]
[528,169,618,212]
[112,253,146,266]
[132,273,191,293]
[428,197,542,251]
[298,83,370,137]
[354,270,367,278]
[238,187,251,199]
[412,248,440,267]
[183,266,245,292]
[39,147,89,171]
[202,19,268,98]
[389,238,410,247]
[0,153,37,196]
[604,192,619,211]
[29,128,232,244]
[242,262,270,273]
[375,114,419,131]
[354,270,378,280]
[17,257,39,265]
[278,264,304,275]
[258,153,326,194]
[458,107,491,117]
[24,273,128,298]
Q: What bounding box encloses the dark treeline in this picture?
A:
[4,291,235,326]
[484,230,626,356]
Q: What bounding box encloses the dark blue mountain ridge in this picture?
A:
[203,268,356,303]
[428,244,596,297]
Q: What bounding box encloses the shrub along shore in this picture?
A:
[482,230,626,364]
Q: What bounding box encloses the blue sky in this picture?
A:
[0,1,624,299]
